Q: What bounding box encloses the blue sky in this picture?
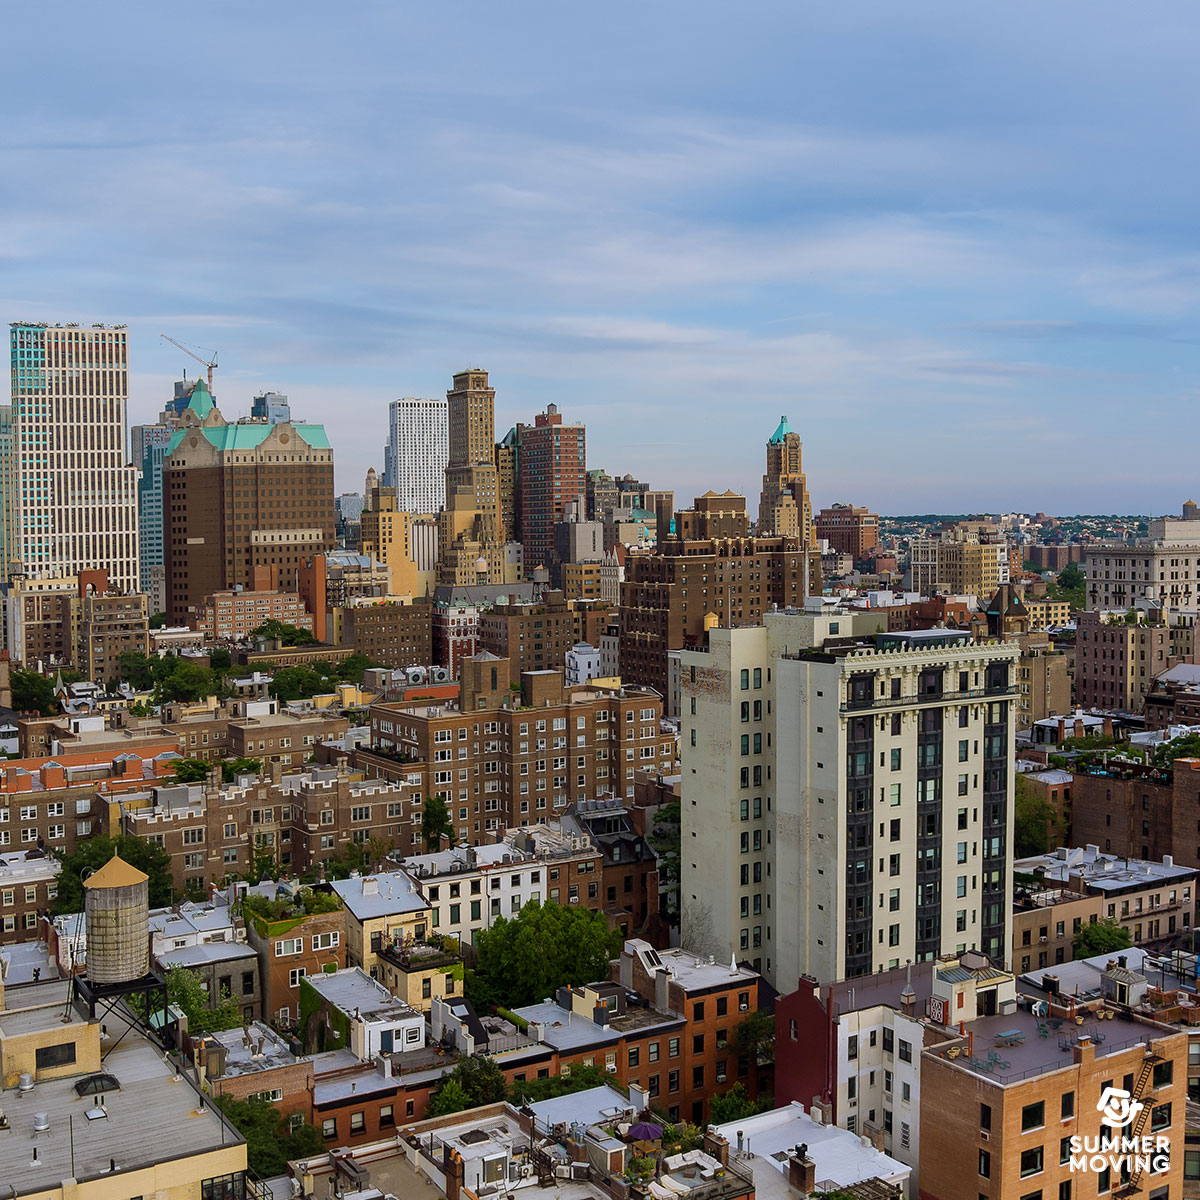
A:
[3,2,1198,513]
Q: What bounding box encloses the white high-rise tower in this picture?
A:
[382,396,448,515]
[8,322,139,591]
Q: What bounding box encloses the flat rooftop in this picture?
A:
[0,849,59,883]
[654,946,758,992]
[304,968,421,1021]
[209,1022,304,1075]
[0,1008,241,1194]
[1016,845,1196,890]
[157,941,258,969]
[715,1103,908,1196]
[331,871,427,920]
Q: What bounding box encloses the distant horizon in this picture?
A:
[4,3,1199,514]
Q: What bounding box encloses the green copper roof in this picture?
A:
[768,415,794,444]
[166,421,331,455]
[186,379,214,419]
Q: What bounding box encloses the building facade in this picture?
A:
[681,616,1018,986]
[816,503,880,559]
[518,404,586,573]
[382,396,448,514]
[1076,610,1172,713]
[9,322,139,591]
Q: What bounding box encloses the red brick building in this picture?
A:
[518,405,586,573]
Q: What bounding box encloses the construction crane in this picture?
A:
[160,334,218,389]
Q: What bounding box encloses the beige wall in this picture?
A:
[0,1015,101,1086]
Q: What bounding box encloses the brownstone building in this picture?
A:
[364,653,677,844]
[476,590,610,685]
[163,381,335,623]
[619,534,817,694]
[816,502,881,559]
[342,600,433,668]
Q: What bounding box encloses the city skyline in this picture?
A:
[3,3,1199,513]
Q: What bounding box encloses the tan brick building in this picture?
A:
[816,502,880,559]
[366,653,677,844]
[476,590,611,685]
[1076,610,1172,713]
[342,599,433,668]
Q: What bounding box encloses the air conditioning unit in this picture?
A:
[980,1129,990,1142]
[569,896,579,904]
[606,1064,617,1073]
[716,1073,726,1083]
[739,1002,749,1011]
[1039,936,1048,944]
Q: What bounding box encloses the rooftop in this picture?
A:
[715,1103,908,1197]
[304,967,422,1022]
[157,941,258,969]
[1015,845,1196,893]
[0,1001,241,1194]
[0,849,60,883]
[331,871,427,920]
[207,1021,305,1076]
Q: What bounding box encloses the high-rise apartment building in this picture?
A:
[0,404,15,580]
[757,416,814,545]
[681,616,1017,986]
[162,381,335,623]
[1075,610,1171,713]
[815,503,880,559]
[8,323,139,591]
[132,421,175,614]
[382,396,448,514]
[518,404,586,572]
[495,425,520,543]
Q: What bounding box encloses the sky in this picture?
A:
[2,2,1198,514]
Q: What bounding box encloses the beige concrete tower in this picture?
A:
[757,415,814,546]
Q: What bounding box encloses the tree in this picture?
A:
[426,1077,472,1117]
[427,1055,508,1115]
[215,1095,323,1176]
[709,1082,762,1125]
[732,1009,775,1067]
[159,661,215,703]
[208,647,233,672]
[269,665,328,703]
[679,899,721,960]
[118,651,157,690]
[510,1063,607,1104]
[648,799,680,924]
[1014,774,1056,858]
[139,964,243,1035]
[54,836,175,914]
[1047,562,1086,610]
[1153,732,1200,769]
[467,900,623,1009]
[1073,919,1132,959]
[222,757,263,783]
[149,612,168,630]
[251,618,317,646]
[421,793,453,852]
[171,757,212,784]
[11,669,58,716]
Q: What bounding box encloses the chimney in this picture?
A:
[788,1150,816,1194]
[703,1129,730,1166]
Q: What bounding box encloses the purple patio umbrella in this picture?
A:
[629,1121,663,1141]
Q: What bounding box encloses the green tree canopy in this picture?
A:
[118,651,157,690]
[160,964,242,1034]
[1153,732,1200,769]
[467,900,623,1009]
[208,647,233,672]
[159,660,217,703]
[215,1095,323,1176]
[708,1081,770,1125]
[251,618,317,646]
[1014,774,1056,858]
[222,757,263,783]
[12,669,58,716]
[732,1009,775,1066]
[53,835,175,914]
[421,793,453,852]
[1047,562,1086,609]
[427,1054,508,1115]
[171,757,212,784]
[1073,918,1132,959]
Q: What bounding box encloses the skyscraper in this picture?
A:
[518,404,586,572]
[162,381,335,622]
[0,405,15,581]
[757,415,814,546]
[8,322,139,591]
[438,369,510,585]
[382,396,448,514]
[250,391,292,425]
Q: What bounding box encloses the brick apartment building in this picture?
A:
[242,891,348,1026]
[189,588,315,641]
[619,534,816,694]
[1076,609,1172,713]
[120,762,423,892]
[0,849,60,944]
[476,590,611,686]
[815,503,880,559]
[364,653,677,844]
[1069,757,1200,868]
[342,600,433,669]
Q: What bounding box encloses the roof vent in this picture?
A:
[33,1112,50,1132]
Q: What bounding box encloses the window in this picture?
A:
[350,1112,365,1133]
[312,932,340,951]
[289,968,306,987]
[380,1104,394,1128]
[36,1042,77,1069]
[1022,1101,1045,1132]
[1061,1091,1074,1120]
[322,1118,337,1139]
[669,1037,680,1058]
[848,1035,858,1060]
[978,1149,990,1178]
[669,1070,680,1092]
[275,938,303,956]
[1020,1146,1044,1178]
[898,1039,911,1063]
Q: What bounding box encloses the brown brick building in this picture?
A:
[815,503,881,559]
[163,382,335,623]
[189,589,314,641]
[517,404,586,573]
[1076,609,1172,714]
[342,600,433,668]
[476,590,610,685]
[365,653,677,844]
[619,534,817,694]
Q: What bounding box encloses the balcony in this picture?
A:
[839,685,1018,713]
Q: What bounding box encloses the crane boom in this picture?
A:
[160,334,218,388]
